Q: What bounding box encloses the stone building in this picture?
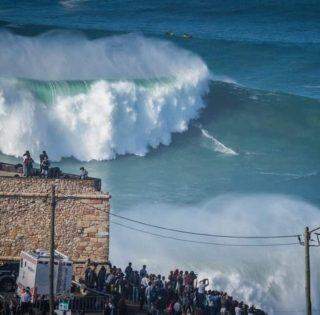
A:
[0,162,110,276]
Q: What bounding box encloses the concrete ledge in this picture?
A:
[0,175,102,191]
[0,162,102,191]
[0,192,110,200]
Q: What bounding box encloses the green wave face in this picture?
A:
[19,79,92,103]
[15,77,175,104]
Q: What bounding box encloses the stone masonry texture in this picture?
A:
[0,176,110,276]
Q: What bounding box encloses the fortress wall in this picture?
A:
[0,176,110,276]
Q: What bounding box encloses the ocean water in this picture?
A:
[0,1,320,313]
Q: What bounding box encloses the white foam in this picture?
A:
[211,74,239,85]
[0,32,210,161]
[59,0,89,9]
[200,127,238,156]
[110,194,320,314]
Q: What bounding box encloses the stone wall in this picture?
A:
[0,176,110,276]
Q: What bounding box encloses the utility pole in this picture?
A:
[299,225,320,315]
[49,185,56,315]
[304,227,312,315]
[304,226,312,315]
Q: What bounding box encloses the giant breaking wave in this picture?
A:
[0,31,210,160]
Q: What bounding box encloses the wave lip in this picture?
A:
[0,32,210,161]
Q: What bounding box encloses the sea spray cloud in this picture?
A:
[110,194,320,314]
[0,31,207,81]
[0,31,210,160]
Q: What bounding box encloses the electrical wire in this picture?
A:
[57,192,302,242]
[110,211,300,239]
[111,220,300,247]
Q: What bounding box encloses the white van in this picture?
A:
[16,249,73,300]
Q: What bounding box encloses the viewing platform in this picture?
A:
[0,161,101,191]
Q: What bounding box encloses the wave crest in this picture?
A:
[0,32,210,160]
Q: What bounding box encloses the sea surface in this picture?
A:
[0,1,320,313]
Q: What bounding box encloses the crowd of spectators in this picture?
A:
[0,289,50,315]
[0,262,266,314]
[83,260,267,315]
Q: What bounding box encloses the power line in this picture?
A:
[111,221,300,247]
[310,225,320,233]
[61,194,301,241]
[110,211,300,239]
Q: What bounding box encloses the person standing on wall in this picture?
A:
[39,151,48,174]
[80,167,88,179]
[22,151,34,177]
[41,156,50,178]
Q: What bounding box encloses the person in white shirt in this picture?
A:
[105,272,115,291]
[235,302,242,315]
[161,276,166,288]
[197,278,209,294]
[20,287,32,313]
[197,278,209,309]
[141,275,149,288]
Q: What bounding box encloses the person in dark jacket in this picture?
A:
[125,262,133,280]
[140,265,148,278]
[97,265,107,291]
[84,265,92,287]
[80,167,88,179]
[39,151,48,173]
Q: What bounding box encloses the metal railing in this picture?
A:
[0,295,113,313]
